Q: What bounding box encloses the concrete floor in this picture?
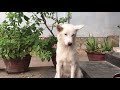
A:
[0,50,88,78]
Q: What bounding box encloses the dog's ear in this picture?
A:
[57,24,63,32]
[74,25,84,31]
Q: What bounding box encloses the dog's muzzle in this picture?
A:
[68,42,72,46]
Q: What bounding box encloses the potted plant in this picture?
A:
[31,12,71,68]
[0,12,43,73]
[33,36,57,68]
[85,35,113,61]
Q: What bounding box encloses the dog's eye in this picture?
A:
[72,34,75,37]
[65,34,67,36]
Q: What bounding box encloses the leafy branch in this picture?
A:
[31,12,72,37]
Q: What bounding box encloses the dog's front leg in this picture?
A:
[55,62,62,78]
[71,64,76,78]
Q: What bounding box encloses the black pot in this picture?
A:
[52,53,56,68]
[52,44,57,68]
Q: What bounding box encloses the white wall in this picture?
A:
[70,12,120,37]
[1,12,120,37]
[0,12,66,37]
[41,12,67,37]
[0,12,6,23]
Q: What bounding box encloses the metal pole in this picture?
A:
[68,12,71,24]
[56,12,58,20]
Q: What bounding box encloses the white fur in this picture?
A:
[55,24,84,78]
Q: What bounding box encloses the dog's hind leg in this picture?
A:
[70,64,77,78]
[54,62,63,78]
[76,68,83,78]
[54,73,58,78]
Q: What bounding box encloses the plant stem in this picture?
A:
[32,12,55,37]
[40,12,55,37]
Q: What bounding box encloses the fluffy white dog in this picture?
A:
[55,24,84,78]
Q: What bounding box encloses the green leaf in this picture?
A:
[24,15,29,21]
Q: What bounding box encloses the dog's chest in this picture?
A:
[57,47,75,62]
[59,48,74,75]
[57,46,77,77]
[62,61,71,75]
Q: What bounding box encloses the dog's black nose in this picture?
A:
[68,42,72,46]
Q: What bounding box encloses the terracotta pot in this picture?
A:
[3,54,31,73]
[87,52,105,61]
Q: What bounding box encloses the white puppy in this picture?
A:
[55,24,84,78]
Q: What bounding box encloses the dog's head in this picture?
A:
[56,24,84,46]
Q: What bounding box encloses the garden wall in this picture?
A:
[75,35,119,53]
